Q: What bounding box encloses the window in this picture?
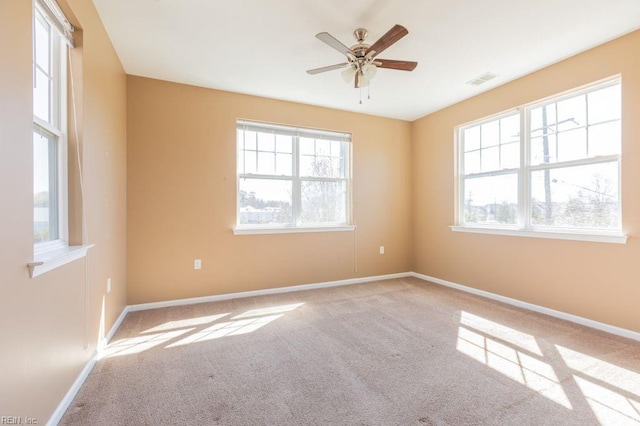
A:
[235,120,352,234]
[456,78,624,243]
[28,0,93,279]
[33,3,69,251]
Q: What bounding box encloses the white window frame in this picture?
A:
[33,4,69,255]
[233,120,355,235]
[29,1,93,278]
[453,77,627,244]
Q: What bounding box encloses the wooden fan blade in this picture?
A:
[366,24,408,57]
[306,63,349,75]
[355,71,359,88]
[316,32,352,56]
[376,59,418,71]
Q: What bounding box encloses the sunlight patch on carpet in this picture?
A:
[460,311,542,356]
[142,313,230,334]
[556,345,640,425]
[573,376,640,425]
[556,345,640,398]
[167,314,284,347]
[100,329,195,358]
[457,313,571,409]
[232,303,305,319]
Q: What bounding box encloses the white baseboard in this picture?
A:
[47,305,129,426]
[411,272,640,343]
[46,352,97,426]
[104,306,129,345]
[127,272,412,312]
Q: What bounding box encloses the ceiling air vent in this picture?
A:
[467,72,498,86]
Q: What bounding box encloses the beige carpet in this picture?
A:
[61,277,640,425]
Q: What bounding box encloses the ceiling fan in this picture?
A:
[307,24,418,94]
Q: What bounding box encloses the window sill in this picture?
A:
[233,225,356,235]
[28,244,95,278]
[450,226,627,244]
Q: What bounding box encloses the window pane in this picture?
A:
[464,126,480,152]
[300,137,314,155]
[239,178,292,225]
[588,84,621,124]
[501,142,519,169]
[243,131,256,150]
[301,156,331,178]
[34,130,59,243]
[34,68,50,122]
[481,146,499,172]
[237,149,244,174]
[557,128,587,162]
[244,150,257,174]
[464,150,480,174]
[333,157,345,179]
[500,114,520,144]
[276,135,292,153]
[463,174,518,225]
[316,139,331,156]
[333,142,349,178]
[301,141,349,178]
[588,121,621,157]
[530,162,619,229]
[257,132,275,152]
[301,180,347,224]
[300,155,314,176]
[331,141,342,157]
[481,121,499,148]
[257,152,275,174]
[275,153,292,176]
[557,94,586,131]
[35,15,50,71]
[530,134,558,165]
[530,103,556,139]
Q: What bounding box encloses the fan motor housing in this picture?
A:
[351,28,370,58]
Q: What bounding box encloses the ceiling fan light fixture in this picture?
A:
[341,66,356,83]
[358,72,370,88]
[362,63,377,79]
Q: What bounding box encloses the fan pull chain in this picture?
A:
[359,86,362,104]
[368,84,371,100]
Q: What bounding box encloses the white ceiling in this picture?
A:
[91,0,640,121]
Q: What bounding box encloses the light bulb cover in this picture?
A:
[363,64,377,79]
[341,66,356,83]
[358,72,370,88]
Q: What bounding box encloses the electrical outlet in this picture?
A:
[107,278,111,293]
[379,246,385,255]
[194,259,202,270]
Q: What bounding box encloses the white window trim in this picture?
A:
[233,225,356,236]
[30,1,90,277]
[450,226,627,244]
[28,244,94,278]
[235,120,353,234]
[454,77,626,244]
[33,5,69,252]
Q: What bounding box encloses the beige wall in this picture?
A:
[126,76,412,304]
[0,0,127,422]
[412,30,640,333]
